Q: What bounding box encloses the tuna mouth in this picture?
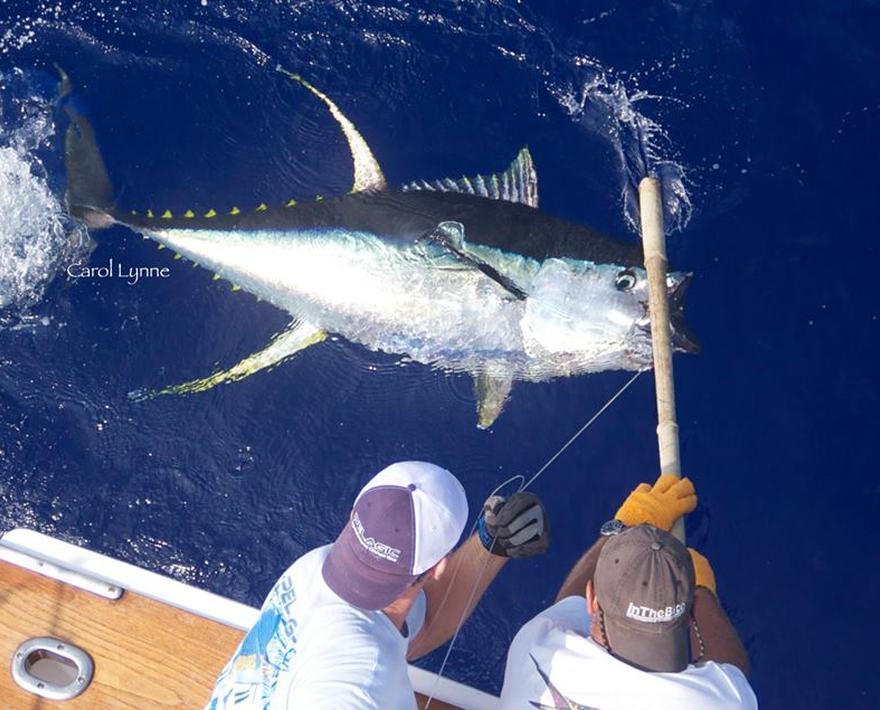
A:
[668,272,700,354]
[636,273,700,355]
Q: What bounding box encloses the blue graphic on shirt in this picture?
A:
[208,577,299,709]
[234,608,283,684]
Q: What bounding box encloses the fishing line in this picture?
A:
[521,370,642,491]
[416,474,525,699]
[423,370,642,707]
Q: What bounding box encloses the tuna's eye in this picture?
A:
[615,270,637,291]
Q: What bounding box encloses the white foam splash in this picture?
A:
[0,73,91,311]
[550,69,693,235]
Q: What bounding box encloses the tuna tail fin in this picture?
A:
[58,67,115,229]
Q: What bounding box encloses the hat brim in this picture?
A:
[603,612,690,673]
[322,524,418,610]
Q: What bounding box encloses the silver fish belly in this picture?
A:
[147,225,651,380]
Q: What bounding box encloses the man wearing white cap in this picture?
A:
[208,461,549,709]
[500,474,757,709]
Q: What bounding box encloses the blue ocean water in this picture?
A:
[0,1,877,707]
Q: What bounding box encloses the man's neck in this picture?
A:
[590,623,607,649]
[382,595,415,633]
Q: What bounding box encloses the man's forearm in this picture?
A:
[556,537,608,602]
[691,587,751,676]
[407,534,507,659]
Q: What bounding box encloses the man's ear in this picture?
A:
[586,579,599,614]
[431,556,448,581]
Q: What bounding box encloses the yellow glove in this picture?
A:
[614,474,697,531]
[688,548,716,595]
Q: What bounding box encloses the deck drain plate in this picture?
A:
[11,636,94,700]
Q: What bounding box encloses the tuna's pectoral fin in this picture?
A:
[129,320,325,400]
[424,222,528,301]
[474,373,513,429]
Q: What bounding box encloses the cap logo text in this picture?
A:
[352,512,401,563]
[625,601,686,624]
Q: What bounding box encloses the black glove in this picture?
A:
[477,492,550,558]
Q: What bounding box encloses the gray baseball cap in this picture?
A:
[595,525,695,673]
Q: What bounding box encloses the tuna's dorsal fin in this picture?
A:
[277,66,387,193]
[424,222,528,300]
[129,320,325,400]
[474,373,513,429]
[403,147,539,208]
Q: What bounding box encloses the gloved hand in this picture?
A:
[614,473,697,531]
[688,548,716,595]
[477,492,550,558]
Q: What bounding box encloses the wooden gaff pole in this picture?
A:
[638,177,685,543]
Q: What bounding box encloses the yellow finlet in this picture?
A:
[157,244,166,250]
[184,209,195,218]
[130,210,138,216]
[256,203,268,212]
[204,209,217,218]
[286,198,297,207]
[229,206,240,215]
[147,209,154,218]
[174,253,182,260]
[212,273,220,281]
[161,209,173,219]
[315,194,324,202]
[231,284,241,292]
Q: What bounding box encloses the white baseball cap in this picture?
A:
[322,461,469,609]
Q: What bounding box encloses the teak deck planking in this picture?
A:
[0,560,458,709]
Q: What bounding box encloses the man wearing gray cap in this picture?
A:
[208,461,549,709]
[500,474,756,709]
